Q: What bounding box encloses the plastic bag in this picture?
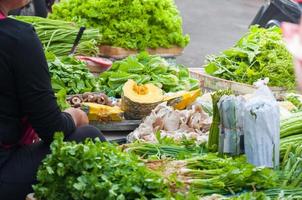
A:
[218,95,245,155]
[243,79,280,168]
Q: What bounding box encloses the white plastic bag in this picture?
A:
[243,78,280,168]
[218,95,245,155]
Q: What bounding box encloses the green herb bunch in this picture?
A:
[33,133,171,200]
[205,26,295,89]
[46,52,98,95]
[49,0,189,49]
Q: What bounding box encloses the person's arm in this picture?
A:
[11,24,86,143]
[282,21,302,91]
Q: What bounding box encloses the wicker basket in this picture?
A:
[189,68,287,100]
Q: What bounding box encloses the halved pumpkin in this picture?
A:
[121,79,164,119]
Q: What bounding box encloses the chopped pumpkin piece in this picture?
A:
[121,80,164,119]
[82,103,123,122]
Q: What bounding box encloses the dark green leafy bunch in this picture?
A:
[49,0,189,49]
[33,133,171,200]
[205,26,295,89]
[46,52,98,95]
[184,154,277,196]
[99,52,200,97]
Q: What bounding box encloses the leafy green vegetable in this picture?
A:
[99,52,199,97]
[49,0,189,50]
[184,154,277,195]
[205,26,295,89]
[46,52,98,95]
[33,133,171,200]
[147,153,277,196]
[55,88,70,110]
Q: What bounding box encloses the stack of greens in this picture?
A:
[281,144,302,188]
[147,153,277,196]
[15,16,101,56]
[205,26,295,89]
[227,189,302,199]
[49,0,189,50]
[46,52,98,95]
[99,52,200,97]
[124,135,207,160]
[280,112,302,158]
[33,133,172,200]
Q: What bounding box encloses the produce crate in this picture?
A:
[189,68,287,100]
[99,45,183,59]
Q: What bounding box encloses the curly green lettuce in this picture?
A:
[49,0,189,50]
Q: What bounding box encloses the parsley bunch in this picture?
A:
[49,0,189,49]
[205,26,295,89]
[33,133,171,200]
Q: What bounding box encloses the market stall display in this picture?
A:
[49,0,189,52]
[26,36,302,199]
[12,2,302,199]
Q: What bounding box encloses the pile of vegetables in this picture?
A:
[49,0,189,50]
[99,52,200,97]
[280,112,302,158]
[33,133,172,200]
[15,16,101,56]
[147,153,277,196]
[281,144,302,188]
[46,52,98,95]
[227,188,302,199]
[124,136,207,159]
[205,26,295,89]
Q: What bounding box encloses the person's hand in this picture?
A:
[64,107,89,127]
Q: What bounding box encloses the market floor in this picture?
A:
[175,0,263,68]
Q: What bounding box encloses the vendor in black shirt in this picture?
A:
[0,0,106,199]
